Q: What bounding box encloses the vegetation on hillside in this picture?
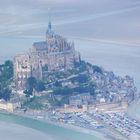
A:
[24,77,46,96]
[0,60,13,101]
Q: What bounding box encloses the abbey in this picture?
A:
[14,21,80,89]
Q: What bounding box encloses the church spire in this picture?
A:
[46,8,54,36]
[46,19,54,37]
[47,20,52,33]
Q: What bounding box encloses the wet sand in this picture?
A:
[0,112,104,140]
[0,121,53,140]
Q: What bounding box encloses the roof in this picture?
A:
[33,41,48,51]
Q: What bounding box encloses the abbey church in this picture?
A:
[14,21,80,89]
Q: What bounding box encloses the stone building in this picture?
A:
[0,98,21,112]
[69,93,91,107]
[14,21,80,90]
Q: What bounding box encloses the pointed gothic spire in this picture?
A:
[47,20,52,33]
[46,8,53,35]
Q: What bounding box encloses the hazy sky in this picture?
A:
[0,0,140,57]
[0,0,140,42]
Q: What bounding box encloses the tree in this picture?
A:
[53,87,73,95]
[24,77,46,96]
[92,65,103,74]
[71,74,89,84]
[23,89,33,97]
[0,60,13,82]
[27,77,37,88]
[0,60,13,101]
[35,81,46,92]
[73,85,89,93]
[0,88,11,101]
[4,60,14,79]
[89,82,96,96]
[25,77,37,96]
[54,80,61,87]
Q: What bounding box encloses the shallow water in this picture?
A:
[0,121,52,140]
[0,113,101,140]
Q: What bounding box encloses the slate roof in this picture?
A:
[33,41,48,51]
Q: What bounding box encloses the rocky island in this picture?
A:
[0,21,140,140]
